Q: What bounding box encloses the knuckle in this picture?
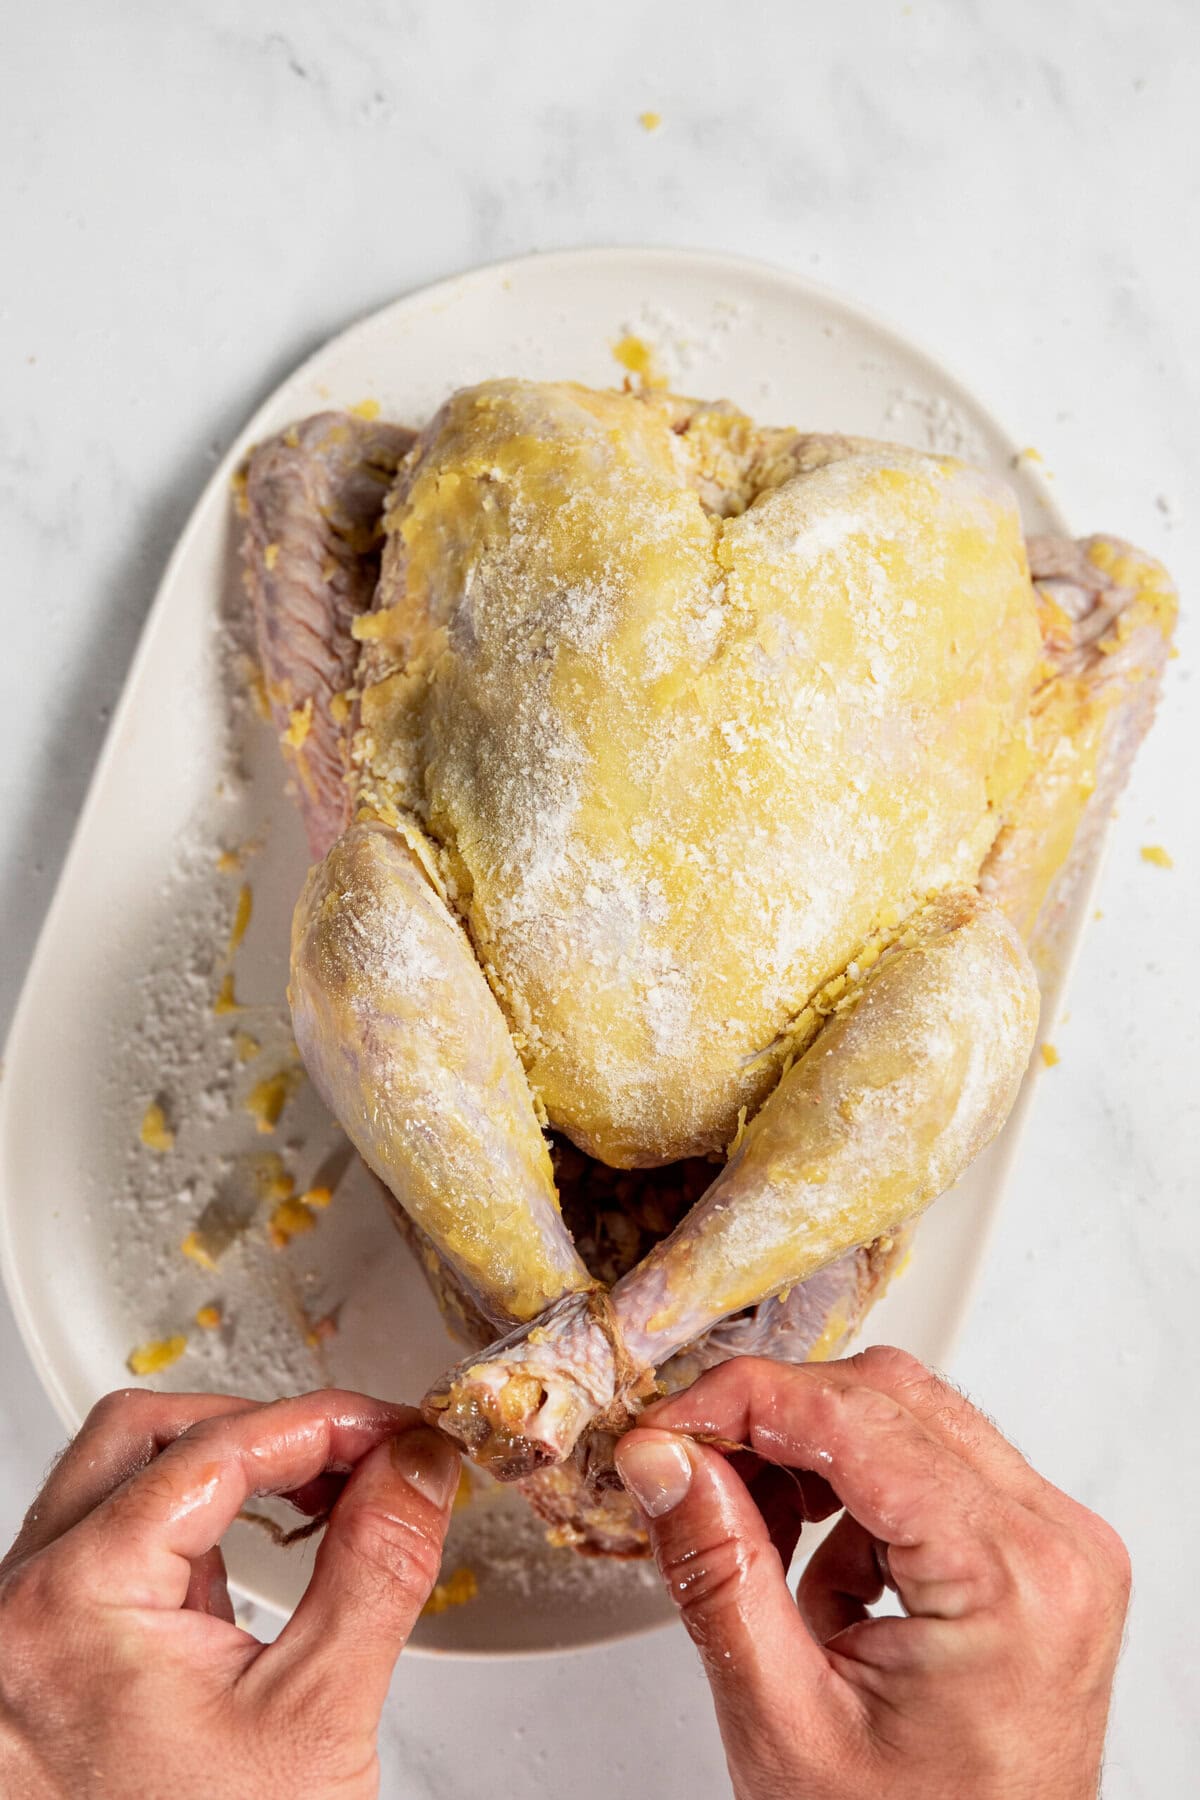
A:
[816,1374,903,1432]
[1028,1525,1113,1635]
[0,1551,60,1618]
[657,1528,759,1627]
[849,1343,929,1393]
[341,1503,442,1602]
[1074,1508,1133,1605]
[718,1354,777,1397]
[692,1356,755,1402]
[82,1387,157,1438]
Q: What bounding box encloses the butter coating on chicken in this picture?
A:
[239,379,1176,1541]
[352,382,1042,1167]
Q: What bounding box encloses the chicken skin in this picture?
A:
[242,381,1175,1547]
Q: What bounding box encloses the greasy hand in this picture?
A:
[0,1388,459,1799]
[615,1349,1130,1800]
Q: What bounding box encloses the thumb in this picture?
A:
[615,1428,830,1711]
[259,1421,459,1728]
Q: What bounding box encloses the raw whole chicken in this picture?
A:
[240,381,1176,1555]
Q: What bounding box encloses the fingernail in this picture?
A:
[616,1434,693,1518]
[390,1425,459,1509]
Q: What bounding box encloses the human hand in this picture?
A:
[0,1387,460,1799]
[614,1349,1130,1800]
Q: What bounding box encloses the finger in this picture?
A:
[642,1359,1011,1619]
[617,1429,864,1779]
[254,1421,459,1728]
[731,1454,838,1574]
[797,1513,887,1644]
[3,1391,261,1568]
[615,1430,836,1700]
[812,1347,1060,1517]
[184,1545,236,1623]
[654,1346,1069,1529]
[56,1390,417,1609]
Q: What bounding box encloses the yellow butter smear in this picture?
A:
[303,1308,339,1348]
[421,1565,478,1617]
[244,1068,304,1134]
[612,333,665,388]
[251,1152,296,1203]
[227,884,253,954]
[139,1102,174,1152]
[213,972,242,1015]
[181,1230,218,1272]
[217,837,261,875]
[266,1183,333,1249]
[127,1334,186,1376]
[282,697,313,749]
[268,1196,318,1248]
[247,664,271,720]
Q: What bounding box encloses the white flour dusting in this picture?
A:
[437,1478,659,1611]
[883,385,987,462]
[621,297,750,385]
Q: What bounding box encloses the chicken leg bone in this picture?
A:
[424,887,1039,1476]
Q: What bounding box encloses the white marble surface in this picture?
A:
[1,2,1196,1795]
